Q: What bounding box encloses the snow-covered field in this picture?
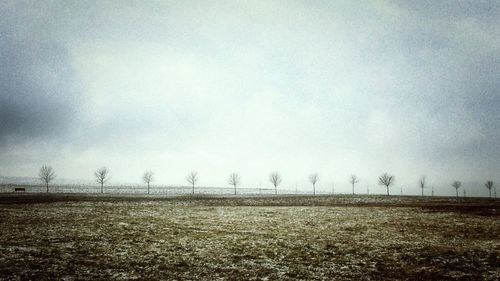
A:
[0,195,498,280]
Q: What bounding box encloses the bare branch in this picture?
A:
[186,171,198,186]
[419,176,426,196]
[143,171,154,194]
[269,172,282,195]
[485,180,494,199]
[94,167,110,193]
[228,172,241,188]
[309,173,319,195]
[95,167,110,185]
[378,173,395,196]
[349,174,359,185]
[228,172,241,195]
[143,171,154,185]
[309,173,319,185]
[186,171,198,194]
[485,180,494,190]
[39,165,56,192]
[419,176,426,189]
[269,172,282,187]
[451,181,462,189]
[349,174,359,195]
[451,180,462,199]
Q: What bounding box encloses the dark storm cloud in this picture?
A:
[0,4,81,146]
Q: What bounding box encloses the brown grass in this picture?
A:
[0,194,498,280]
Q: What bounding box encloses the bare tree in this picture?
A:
[143,171,154,194]
[349,174,359,195]
[228,172,241,195]
[485,181,494,199]
[451,181,461,199]
[309,173,319,195]
[269,172,282,195]
[419,176,427,197]
[94,167,110,193]
[186,171,198,194]
[378,173,395,196]
[39,165,56,193]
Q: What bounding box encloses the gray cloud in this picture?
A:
[0,4,82,146]
[0,1,499,194]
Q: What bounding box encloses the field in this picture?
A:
[0,194,499,280]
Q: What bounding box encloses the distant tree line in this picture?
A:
[33,165,497,199]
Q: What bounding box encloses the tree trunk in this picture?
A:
[421,188,424,197]
[101,183,103,194]
[192,184,194,194]
[234,185,236,195]
[313,184,315,195]
[352,183,355,195]
[489,189,492,199]
[148,183,150,195]
[386,186,389,196]
[275,186,277,195]
[456,189,458,199]
[46,183,49,193]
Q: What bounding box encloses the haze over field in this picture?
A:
[0,1,499,195]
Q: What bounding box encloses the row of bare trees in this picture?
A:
[307,173,496,198]
[36,165,497,198]
[38,165,112,194]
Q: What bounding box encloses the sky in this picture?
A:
[0,0,499,196]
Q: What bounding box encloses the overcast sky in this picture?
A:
[1,0,499,195]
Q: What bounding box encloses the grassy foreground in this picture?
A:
[0,194,498,280]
